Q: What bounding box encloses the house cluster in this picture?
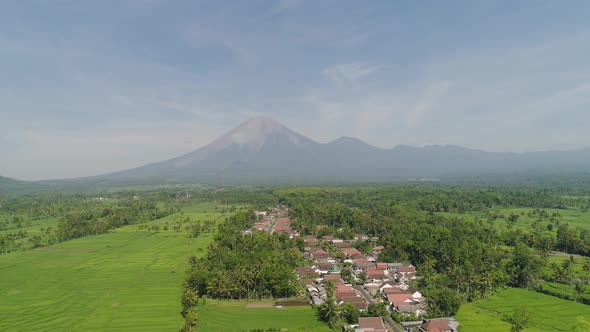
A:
[271,217,299,238]
[295,234,428,320]
[251,208,459,331]
[400,317,459,332]
[251,208,299,238]
[252,209,279,232]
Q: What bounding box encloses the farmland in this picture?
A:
[0,203,227,331]
[455,288,590,331]
[194,300,331,332]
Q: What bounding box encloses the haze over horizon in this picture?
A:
[2,1,590,180]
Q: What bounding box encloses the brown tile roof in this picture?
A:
[375,262,388,270]
[382,287,404,294]
[358,317,385,330]
[398,266,416,273]
[387,293,413,307]
[366,267,385,278]
[421,318,451,332]
[323,274,341,282]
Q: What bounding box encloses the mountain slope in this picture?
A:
[0,176,37,193]
[99,117,590,184]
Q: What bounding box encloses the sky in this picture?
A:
[1,0,590,180]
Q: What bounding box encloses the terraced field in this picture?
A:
[456,288,590,332]
[0,204,227,331]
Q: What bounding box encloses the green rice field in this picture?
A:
[456,288,590,332]
[194,299,331,332]
[0,204,227,331]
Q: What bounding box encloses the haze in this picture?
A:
[2,1,590,180]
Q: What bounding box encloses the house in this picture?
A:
[398,265,416,274]
[356,317,387,332]
[387,293,414,308]
[382,287,404,295]
[401,321,423,332]
[375,262,388,270]
[354,259,376,271]
[296,266,318,278]
[304,236,319,245]
[339,296,367,310]
[397,304,424,317]
[419,318,459,332]
[311,249,329,260]
[365,267,385,280]
[255,210,267,216]
[322,274,341,283]
[342,248,363,259]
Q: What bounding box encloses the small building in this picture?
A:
[419,318,459,332]
[356,317,387,332]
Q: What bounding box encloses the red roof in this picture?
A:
[366,267,385,278]
[398,266,416,273]
[421,318,451,332]
[387,293,413,306]
[382,287,404,294]
[323,274,341,282]
[376,262,388,270]
[342,248,362,257]
[358,317,385,330]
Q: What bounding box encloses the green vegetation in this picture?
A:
[455,288,590,332]
[3,185,590,331]
[183,210,303,301]
[192,300,331,332]
[0,203,227,331]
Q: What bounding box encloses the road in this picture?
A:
[355,285,403,332]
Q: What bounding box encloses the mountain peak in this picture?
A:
[330,136,365,144]
[205,117,314,152]
[241,116,283,129]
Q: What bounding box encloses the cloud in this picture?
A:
[270,0,304,16]
[322,62,383,84]
[406,81,452,127]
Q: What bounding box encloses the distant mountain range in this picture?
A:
[2,117,589,189]
[97,117,590,184]
[0,176,39,193]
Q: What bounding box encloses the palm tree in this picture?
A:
[319,300,340,328]
[583,259,590,285]
[188,256,198,269]
[572,279,586,303]
[180,308,197,332]
[182,288,199,312]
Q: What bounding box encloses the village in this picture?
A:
[252,208,460,332]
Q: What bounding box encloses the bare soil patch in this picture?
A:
[274,299,310,307]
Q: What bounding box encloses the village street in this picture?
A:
[355,285,403,332]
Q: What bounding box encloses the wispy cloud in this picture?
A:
[322,62,383,84]
[269,0,304,16]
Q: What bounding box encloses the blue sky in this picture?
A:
[1,0,590,180]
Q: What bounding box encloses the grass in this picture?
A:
[455,288,590,332]
[0,216,60,249]
[0,203,227,331]
[0,202,330,331]
[194,299,331,332]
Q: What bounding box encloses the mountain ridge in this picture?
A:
[99,117,589,183]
